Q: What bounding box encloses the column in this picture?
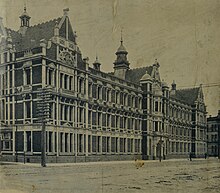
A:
[47,131,49,153]
[61,74,64,89]
[72,133,74,154]
[61,132,64,153]
[62,104,65,121]
[23,100,26,124]
[75,102,78,127]
[132,138,135,154]
[85,71,89,156]
[42,59,46,87]
[82,134,84,154]
[125,138,128,153]
[56,67,59,89]
[52,70,55,86]
[56,131,59,156]
[56,97,60,125]
[147,136,150,157]
[74,71,77,92]
[161,144,164,157]
[30,96,33,124]
[12,64,15,124]
[47,67,49,85]
[52,132,55,153]
[7,65,10,93]
[67,105,70,122]
[108,137,111,153]
[31,131,33,153]
[117,137,120,153]
[67,133,70,153]
[12,128,15,155]
[139,139,142,154]
[75,131,78,156]
[24,131,27,152]
[30,67,32,85]
[153,144,157,159]
[53,102,55,124]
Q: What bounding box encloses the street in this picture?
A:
[0,158,220,193]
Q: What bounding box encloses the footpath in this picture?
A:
[1,157,217,167]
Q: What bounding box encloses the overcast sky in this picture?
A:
[0,0,219,115]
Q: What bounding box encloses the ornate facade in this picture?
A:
[0,8,207,163]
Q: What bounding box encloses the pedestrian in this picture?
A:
[189,152,192,161]
[205,153,207,159]
[163,154,166,160]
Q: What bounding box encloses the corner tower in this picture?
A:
[19,6,31,36]
[113,34,129,79]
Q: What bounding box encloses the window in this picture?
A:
[25,68,31,85]
[69,76,73,90]
[97,86,101,99]
[60,73,63,88]
[155,101,158,112]
[155,121,158,132]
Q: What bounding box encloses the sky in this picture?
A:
[0,0,219,116]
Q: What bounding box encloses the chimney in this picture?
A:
[170,80,176,95]
[63,8,69,16]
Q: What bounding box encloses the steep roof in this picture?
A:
[125,66,153,83]
[171,87,200,105]
[6,17,62,51]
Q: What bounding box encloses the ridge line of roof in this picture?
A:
[28,17,62,28]
[176,87,200,91]
[127,66,150,71]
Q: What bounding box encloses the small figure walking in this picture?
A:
[205,153,207,159]
[189,152,192,161]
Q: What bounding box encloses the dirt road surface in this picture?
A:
[0,158,220,193]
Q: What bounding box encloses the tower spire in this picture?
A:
[120,28,123,44]
[113,30,129,79]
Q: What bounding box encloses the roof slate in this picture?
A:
[125,66,153,83]
[171,87,200,105]
[6,17,62,51]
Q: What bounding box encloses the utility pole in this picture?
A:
[37,87,51,167]
[14,88,20,162]
[218,123,220,159]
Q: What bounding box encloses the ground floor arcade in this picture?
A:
[0,125,142,163]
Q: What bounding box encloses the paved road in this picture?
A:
[0,158,220,193]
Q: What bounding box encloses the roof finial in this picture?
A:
[120,27,123,44]
[95,52,99,62]
[24,2,26,12]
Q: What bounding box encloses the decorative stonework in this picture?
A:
[58,48,75,66]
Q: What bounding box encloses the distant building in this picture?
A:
[0,7,207,163]
[207,111,220,157]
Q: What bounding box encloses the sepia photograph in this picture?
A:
[0,0,220,192]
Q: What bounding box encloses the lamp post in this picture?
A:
[158,136,164,162]
[37,87,51,167]
[14,87,21,162]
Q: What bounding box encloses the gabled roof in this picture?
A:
[125,66,153,83]
[171,87,200,105]
[6,17,62,51]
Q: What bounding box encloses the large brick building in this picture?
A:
[0,8,207,163]
[207,111,220,157]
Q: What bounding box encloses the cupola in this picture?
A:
[113,31,130,80]
[19,6,31,36]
